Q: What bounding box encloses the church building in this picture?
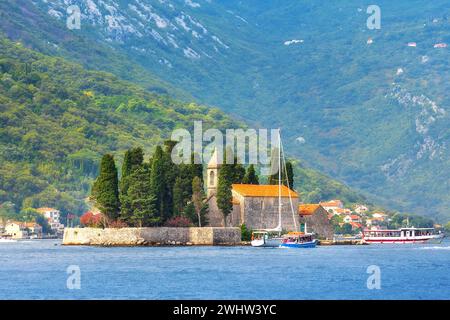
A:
[205,149,301,231]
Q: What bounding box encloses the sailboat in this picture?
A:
[251,129,317,248]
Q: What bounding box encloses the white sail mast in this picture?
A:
[278,129,282,232]
[280,135,298,231]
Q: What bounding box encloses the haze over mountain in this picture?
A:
[1,0,449,220]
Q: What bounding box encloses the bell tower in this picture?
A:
[207,148,221,197]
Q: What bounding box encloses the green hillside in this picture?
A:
[0,36,238,217]
[18,0,448,221]
[0,35,369,221]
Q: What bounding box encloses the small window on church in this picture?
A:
[210,170,215,186]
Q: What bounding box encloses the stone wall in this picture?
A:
[206,195,241,227]
[241,196,300,231]
[207,194,300,231]
[63,227,241,246]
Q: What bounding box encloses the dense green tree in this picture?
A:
[190,152,204,181]
[150,146,165,224]
[127,166,158,227]
[91,154,120,223]
[285,161,294,188]
[0,202,16,222]
[172,177,185,217]
[120,147,144,222]
[217,163,234,226]
[183,201,209,227]
[121,147,144,179]
[161,141,180,221]
[242,164,259,184]
[233,162,246,184]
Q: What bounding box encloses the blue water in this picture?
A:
[1,240,449,299]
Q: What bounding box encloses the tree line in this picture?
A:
[90,143,294,228]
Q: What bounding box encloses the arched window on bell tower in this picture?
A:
[207,148,221,197]
[209,170,215,186]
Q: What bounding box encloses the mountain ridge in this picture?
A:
[1,0,448,221]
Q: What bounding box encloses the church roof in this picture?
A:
[232,184,298,198]
[298,204,322,216]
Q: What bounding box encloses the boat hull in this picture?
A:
[364,234,444,244]
[251,237,283,248]
[279,240,317,248]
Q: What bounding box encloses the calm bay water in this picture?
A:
[0,240,449,300]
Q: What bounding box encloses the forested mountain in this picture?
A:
[0,35,238,217]
[1,1,448,221]
[0,35,367,221]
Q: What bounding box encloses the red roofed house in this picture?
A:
[320,200,344,215]
[206,149,300,231]
[349,221,363,230]
[343,214,362,224]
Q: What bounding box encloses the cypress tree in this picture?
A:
[120,147,144,223]
[150,146,165,224]
[243,164,259,185]
[92,154,120,223]
[162,141,179,221]
[233,161,246,183]
[217,163,234,227]
[172,177,185,216]
[190,152,203,181]
[285,161,294,188]
[127,165,158,227]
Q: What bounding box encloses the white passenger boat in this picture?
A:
[362,227,445,244]
[251,229,283,248]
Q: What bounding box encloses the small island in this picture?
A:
[63,141,333,246]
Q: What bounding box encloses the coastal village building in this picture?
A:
[37,207,65,234]
[4,221,43,239]
[319,200,344,215]
[36,207,60,222]
[372,212,388,220]
[298,204,334,239]
[343,215,362,224]
[4,221,27,239]
[354,204,369,214]
[25,222,43,238]
[206,150,300,231]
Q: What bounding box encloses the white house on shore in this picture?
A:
[36,207,65,234]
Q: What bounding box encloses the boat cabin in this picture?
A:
[282,232,314,244]
[363,227,436,238]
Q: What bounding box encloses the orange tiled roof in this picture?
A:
[298,204,321,216]
[320,200,342,207]
[232,184,298,198]
[36,207,58,213]
[25,222,41,228]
